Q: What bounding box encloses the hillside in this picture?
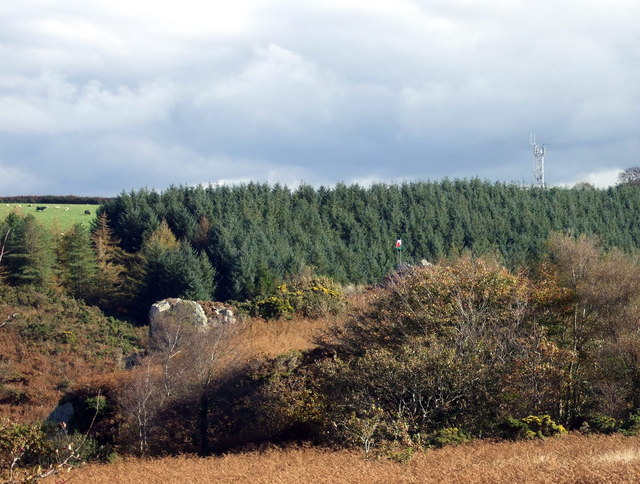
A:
[3,181,640,482]
[0,281,361,426]
[0,285,142,423]
[0,203,99,231]
[100,181,640,302]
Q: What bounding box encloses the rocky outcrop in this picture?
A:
[198,300,237,326]
[148,298,237,338]
[148,298,208,337]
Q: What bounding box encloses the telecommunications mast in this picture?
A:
[530,133,546,188]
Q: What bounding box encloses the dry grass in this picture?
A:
[0,327,123,423]
[238,315,336,357]
[233,291,373,360]
[50,434,640,484]
[0,295,144,424]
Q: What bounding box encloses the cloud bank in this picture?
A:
[0,0,638,195]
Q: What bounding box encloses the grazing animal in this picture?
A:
[64,207,69,211]
[84,210,91,215]
[55,206,60,209]
[36,206,47,211]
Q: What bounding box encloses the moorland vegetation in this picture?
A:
[2,178,640,482]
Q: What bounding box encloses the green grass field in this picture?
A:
[0,203,99,232]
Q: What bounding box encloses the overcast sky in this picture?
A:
[1,0,638,196]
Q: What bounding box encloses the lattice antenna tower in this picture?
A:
[530,133,546,188]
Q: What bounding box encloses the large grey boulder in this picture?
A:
[198,300,237,326]
[148,298,208,338]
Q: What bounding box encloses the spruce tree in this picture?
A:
[58,223,98,301]
[139,218,217,307]
[8,215,56,288]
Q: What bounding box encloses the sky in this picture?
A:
[0,0,638,196]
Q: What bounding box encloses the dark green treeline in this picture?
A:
[98,180,640,301]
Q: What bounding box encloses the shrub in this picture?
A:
[39,429,102,468]
[339,405,386,455]
[621,412,640,436]
[254,295,295,320]
[285,273,345,318]
[248,272,345,320]
[0,418,46,473]
[55,330,79,345]
[19,322,52,342]
[86,395,109,416]
[386,446,415,464]
[582,413,621,434]
[499,415,566,440]
[425,427,471,448]
[0,419,102,481]
[521,415,567,438]
[498,416,536,440]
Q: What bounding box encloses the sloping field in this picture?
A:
[0,203,98,231]
[48,434,640,484]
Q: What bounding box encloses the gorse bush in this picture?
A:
[496,414,568,441]
[521,415,567,438]
[252,294,295,320]
[580,414,621,434]
[498,416,536,440]
[425,427,471,448]
[621,412,640,436]
[244,271,345,320]
[0,418,47,473]
[285,272,345,318]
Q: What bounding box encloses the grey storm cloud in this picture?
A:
[0,0,638,195]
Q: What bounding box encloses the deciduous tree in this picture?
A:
[618,166,640,186]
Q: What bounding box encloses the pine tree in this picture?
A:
[7,215,56,288]
[138,210,217,308]
[58,223,98,301]
[175,244,217,301]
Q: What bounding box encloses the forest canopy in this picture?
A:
[96,180,640,302]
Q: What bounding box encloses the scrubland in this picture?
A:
[50,434,640,484]
[5,204,640,483]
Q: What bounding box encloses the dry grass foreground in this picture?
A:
[233,290,372,360]
[49,434,640,484]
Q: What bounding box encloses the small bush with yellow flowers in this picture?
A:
[250,272,345,320]
[499,415,566,440]
[521,414,567,438]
